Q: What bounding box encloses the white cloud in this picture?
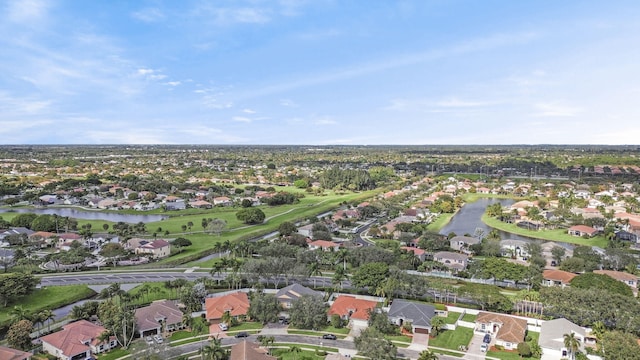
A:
[0,92,52,115]
[131,7,166,23]
[233,116,252,123]
[202,96,233,109]
[193,5,271,25]
[164,81,181,86]
[280,99,298,107]
[315,118,337,125]
[533,103,582,117]
[242,108,256,114]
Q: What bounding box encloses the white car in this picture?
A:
[218,323,229,331]
[153,334,163,344]
[480,343,488,352]
[145,336,154,345]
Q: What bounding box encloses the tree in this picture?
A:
[517,342,532,357]
[417,350,439,360]
[278,221,297,237]
[0,273,40,307]
[248,291,281,324]
[7,319,33,351]
[564,332,580,360]
[367,309,396,335]
[601,330,640,360]
[173,237,193,247]
[236,208,266,224]
[551,246,566,265]
[207,219,227,236]
[570,272,633,297]
[39,309,55,333]
[430,316,446,336]
[351,262,389,293]
[98,299,136,348]
[354,327,397,360]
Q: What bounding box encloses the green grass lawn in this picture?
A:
[461,313,477,322]
[271,347,326,360]
[96,348,130,360]
[0,285,96,328]
[428,327,474,350]
[488,331,540,360]
[443,312,462,324]
[128,282,177,305]
[230,321,265,331]
[482,214,608,247]
[288,325,351,336]
[426,213,455,232]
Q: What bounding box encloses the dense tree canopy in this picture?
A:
[236,208,266,224]
[289,294,327,330]
[570,273,633,297]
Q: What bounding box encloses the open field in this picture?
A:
[0,285,96,328]
[481,214,608,247]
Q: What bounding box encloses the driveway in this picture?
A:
[463,332,487,360]
[408,333,429,352]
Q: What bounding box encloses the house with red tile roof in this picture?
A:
[230,340,276,360]
[0,345,31,360]
[328,296,378,328]
[308,240,340,252]
[205,292,250,324]
[188,200,213,209]
[41,320,116,360]
[542,269,577,288]
[475,312,527,351]
[400,246,426,262]
[568,225,599,237]
[132,239,171,259]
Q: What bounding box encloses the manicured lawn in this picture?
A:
[288,325,351,336]
[428,327,474,350]
[0,285,96,328]
[168,330,194,342]
[271,348,325,360]
[482,214,608,247]
[128,282,176,305]
[443,312,462,324]
[461,313,477,322]
[96,348,130,360]
[287,329,348,339]
[426,213,455,231]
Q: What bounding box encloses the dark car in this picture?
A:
[322,334,337,340]
[235,332,249,338]
[483,333,491,343]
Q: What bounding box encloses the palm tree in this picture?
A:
[289,345,301,360]
[39,309,55,333]
[10,305,31,323]
[563,332,580,360]
[430,316,446,337]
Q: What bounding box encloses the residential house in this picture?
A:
[213,196,233,206]
[538,318,587,360]
[205,292,250,324]
[308,240,339,252]
[593,270,638,292]
[229,340,276,360]
[276,283,323,309]
[127,239,171,259]
[0,227,35,241]
[475,312,527,351]
[542,269,577,288]
[328,296,377,328]
[433,251,468,271]
[0,248,15,264]
[41,320,116,360]
[400,246,426,262]
[188,200,212,209]
[449,236,480,254]
[134,300,185,337]
[500,239,530,260]
[297,224,314,238]
[0,345,31,360]
[568,225,599,237]
[387,299,435,335]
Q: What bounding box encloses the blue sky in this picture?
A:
[1,0,639,145]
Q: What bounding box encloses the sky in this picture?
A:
[1,0,639,145]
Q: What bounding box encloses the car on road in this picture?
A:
[483,333,491,343]
[480,343,488,352]
[145,336,154,345]
[235,332,249,338]
[153,334,163,344]
[322,334,337,340]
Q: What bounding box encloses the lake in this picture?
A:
[0,207,168,223]
[440,198,532,239]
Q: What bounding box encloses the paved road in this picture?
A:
[158,334,461,360]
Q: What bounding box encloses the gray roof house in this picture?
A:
[449,235,480,254]
[276,283,323,309]
[433,251,468,270]
[387,299,436,335]
[538,318,588,360]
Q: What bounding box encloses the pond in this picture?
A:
[0,207,168,223]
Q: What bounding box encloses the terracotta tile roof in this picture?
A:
[205,292,250,320]
[543,269,577,285]
[328,296,377,321]
[476,312,527,345]
[568,225,598,234]
[230,340,276,360]
[309,240,338,248]
[40,320,110,358]
[594,270,638,282]
[0,345,31,360]
[401,246,425,256]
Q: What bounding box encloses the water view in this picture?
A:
[0,207,168,223]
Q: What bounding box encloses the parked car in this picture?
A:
[153,334,163,344]
[145,336,154,345]
[218,323,229,331]
[480,344,488,352]
[322,334,337,340]
[235,332,249,338]
[483,333,491,343]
